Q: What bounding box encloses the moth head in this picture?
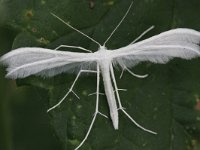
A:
[98,45,107,51]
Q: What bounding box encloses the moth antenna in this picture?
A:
[103,1,134,46]
[51,12,102,47]
[130,25,155,44]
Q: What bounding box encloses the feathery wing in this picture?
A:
[0,48,95,79]
[112,28,200,68]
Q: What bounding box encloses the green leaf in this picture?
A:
[1,0,200,150]
[0,27,16,150]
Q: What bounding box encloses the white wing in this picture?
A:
[112,28,200,68]
[0,47,96,79]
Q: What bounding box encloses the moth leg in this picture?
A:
[125,67,148,78]
[88,92,108,118]
[110,64,157,135]
[88,92,105,96]
[47,69,97,112]
[120,66,148,79]
[70,89,80,99]
[55,45,92,53]
[74,64,100,150]
[130,25,155,44]
[98,112,108,118]
[119,67,125,79]
[88,93,108,118]
[114,89,127,92]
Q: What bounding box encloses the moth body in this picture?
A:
[98,54,119,130]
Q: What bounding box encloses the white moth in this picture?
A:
[1,2,200,150]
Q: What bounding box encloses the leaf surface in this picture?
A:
[1,0,200,150]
